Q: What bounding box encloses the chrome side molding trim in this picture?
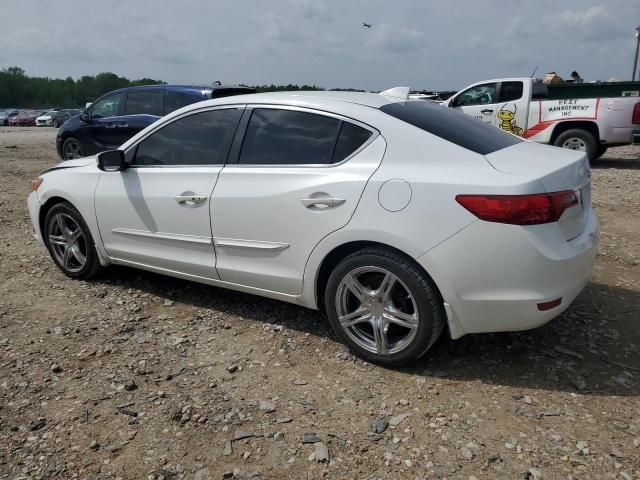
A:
[213,237,290,251]
[111,228,212,245]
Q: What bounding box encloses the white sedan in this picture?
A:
[27,89,599,365]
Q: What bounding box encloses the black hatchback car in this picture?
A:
[57,84,255,159]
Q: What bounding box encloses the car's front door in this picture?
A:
[450,82,499,126]
[118,89,165,145]
[210,107,385,295]
[94,106,243,278]
[85,92,127,153]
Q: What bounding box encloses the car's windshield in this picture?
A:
[380,100,522,155]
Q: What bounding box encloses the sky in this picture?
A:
[1,0,639,91]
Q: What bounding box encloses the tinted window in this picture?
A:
[239,109,341,165]
[453,83,497,107]
[532,82,548,100]
[164,91,203,115]
[91,93,124,118]
[132,108,242,166]
[500,81,523,102]
[124,90,163,116]
[380,101,522,155]
[332,122,373,163]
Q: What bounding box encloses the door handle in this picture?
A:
[481,109,494,114]
[175,194,208,206]
[105,124,117,129]
[301,196,346,209]
[116,123,128,128]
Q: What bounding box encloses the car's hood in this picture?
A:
[42,156,96,173]
[37,115,52,120]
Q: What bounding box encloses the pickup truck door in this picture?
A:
[448,82,498,125]
[495,80,530,137]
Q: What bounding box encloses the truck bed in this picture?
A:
[546,81,640,100]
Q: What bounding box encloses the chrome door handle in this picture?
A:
[175,194,208,206]
[301,196,346,209]
[481,109,494,114]
[105,124,117,129]
[116,123,128,128]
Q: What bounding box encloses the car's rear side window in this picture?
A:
[239,109,341,165]
[380,101,522,155]
[333,122,373,163]
[124,90,163,116]
[164,91,202,115]
[238,108,373,165]
[132,108,242,166]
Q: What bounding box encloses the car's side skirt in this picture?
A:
[109,256,310,308]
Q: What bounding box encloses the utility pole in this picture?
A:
[633,25,640,81]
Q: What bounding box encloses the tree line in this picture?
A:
[0,67,363,109]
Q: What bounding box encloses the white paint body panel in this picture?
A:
[27,91,599,341]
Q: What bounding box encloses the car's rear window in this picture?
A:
[380,101,522,155]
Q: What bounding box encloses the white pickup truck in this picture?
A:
[443,77,640,161]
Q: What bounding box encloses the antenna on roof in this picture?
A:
[379,86,410,100]
[529,66,539,78]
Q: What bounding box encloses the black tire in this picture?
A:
[53,119,60,128]
[44,202,102,279]
[324,247,445,366]
[553,129,598,162]
[62,137,85,160]
[595,145,608,160]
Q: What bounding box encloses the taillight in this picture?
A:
[456,191,578,225]
[633,102,640,124]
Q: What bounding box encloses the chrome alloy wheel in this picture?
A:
[335,266,419,355]
[47,213,87,273]
[561,137,587,152]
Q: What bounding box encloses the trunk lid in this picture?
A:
[484,141,591,240]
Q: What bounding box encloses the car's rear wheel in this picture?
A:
[53,119,60,128]
[324,247,445,365]
[62,137,85,159]
[553,129,598,162]
[44,202,102,279]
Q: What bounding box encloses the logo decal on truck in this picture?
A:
[497,104,524,136]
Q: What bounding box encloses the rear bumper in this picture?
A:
[632,129,640,145]
[419,209,599,337]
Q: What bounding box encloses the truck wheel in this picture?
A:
[553,129,598,162]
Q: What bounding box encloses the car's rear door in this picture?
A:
[210,106,385,295]
[94,106,243,278]
[118,89,164,145]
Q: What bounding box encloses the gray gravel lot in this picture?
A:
[1,127,639,479]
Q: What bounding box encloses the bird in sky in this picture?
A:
[362,22,372,28]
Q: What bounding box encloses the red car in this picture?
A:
[15,110,46,127]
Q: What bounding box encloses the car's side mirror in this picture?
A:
[97,150,126,172]
[80,112,90,122]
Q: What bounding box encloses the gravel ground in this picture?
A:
[1,127,639,480]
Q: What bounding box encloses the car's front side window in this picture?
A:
[454,83,498,107]
[131,108,242,166]
[238,108,371,165]
[124,90,163,116]
[91,93,124,119]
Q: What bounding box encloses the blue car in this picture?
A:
[57,84,255,159]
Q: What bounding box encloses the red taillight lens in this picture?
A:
[456,190,578,225]
[633,102,640,124]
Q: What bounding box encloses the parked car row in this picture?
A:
[0,108,82,127]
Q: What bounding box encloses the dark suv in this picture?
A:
[57,84,255,159]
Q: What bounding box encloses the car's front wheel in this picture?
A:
[62,137,85,159]
[44,202,102,279]
[324,248,445,366]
